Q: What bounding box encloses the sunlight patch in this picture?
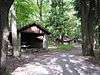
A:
[69,59,81,63]
[49,57,58,63]
[68,55,75,58]
[12,64,50,75]
[47,64,63,74]
[62,59,67,62]
[67,68,73,73]
[65,64,69,67]
[60,54,67,57]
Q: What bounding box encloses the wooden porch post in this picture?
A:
[18,32,21,55]
[43,34,48,50]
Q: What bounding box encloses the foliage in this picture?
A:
[16,0,36,28]
[48,0,67,37]
[16,0,50,28]
[46,0,81,38]
[74,0,81,18]
[16,0,81,38]
[57,44,74,52]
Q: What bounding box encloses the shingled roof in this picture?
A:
[18,23,51,35]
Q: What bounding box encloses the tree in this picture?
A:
[96,0,100,46]
[96,0,100,22]
[9,3,19,56]
[74,0,97,56]
[16,0,36,27]
[37,0,43,22]
[47,0,80,42]
[16,0,50,28]
[49,0,67,38]
[0,0,14,72]
[15,0,81,44]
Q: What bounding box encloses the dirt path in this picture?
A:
[67,43,82,55]
[6,44,100,75]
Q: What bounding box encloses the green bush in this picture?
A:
[57,44,74,52]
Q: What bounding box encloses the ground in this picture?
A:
[6,44,100,75]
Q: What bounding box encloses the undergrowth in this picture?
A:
[0,66,11,75]
[57,44,74,52]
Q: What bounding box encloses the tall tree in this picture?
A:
[95,0,100,47]
[49,0,66,38]
[0,0,14,70]
[9,3,19,56]
[37,0,43,22]
[75,0,97,56]
[48,0,80,40]
[96,0,100,22]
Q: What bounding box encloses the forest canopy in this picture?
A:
[16,0,81,38]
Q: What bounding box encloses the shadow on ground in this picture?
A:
[11,52,100,75]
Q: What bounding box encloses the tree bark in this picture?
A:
[81,0,95,56]
[9,3,19,57]
[0,0,14,70]
[0,11,3,68]
[0,7,10,67]
[37,0,43,22]
[96,0,100,20]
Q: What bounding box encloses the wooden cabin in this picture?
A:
[18,23,51,50]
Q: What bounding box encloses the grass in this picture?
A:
[4,71,11,75]
[56,44,74,52]
[0,67,11,75]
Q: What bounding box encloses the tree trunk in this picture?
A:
[97,26,100,46]
[0,11,3,68]
[0,0,14,72]
[37,0,43,22]
[96,0,100,20]
[95,0,100,47]
[10,3,19,57]
[0,7,10,66]
[81,0,95,56]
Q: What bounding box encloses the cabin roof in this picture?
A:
[18,23,51,35]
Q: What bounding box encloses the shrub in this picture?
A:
[57,44,74,52]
